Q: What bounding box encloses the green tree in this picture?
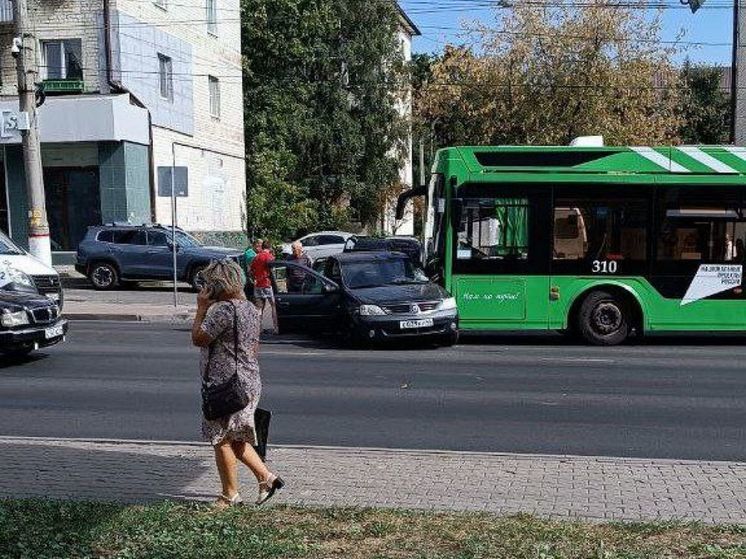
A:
[417,3,683,147]
[679,61,731,144]
[242,0,408,240]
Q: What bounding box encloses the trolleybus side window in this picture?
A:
[656,186,746,263]
[552,193,649,274]
[457,198,530,262]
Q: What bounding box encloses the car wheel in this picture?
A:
[438,331,459,348]
[189,266,207,292]
[88,262,119,290]
[577,290,630,346]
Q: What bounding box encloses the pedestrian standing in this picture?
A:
[243,239,263,298]
[192,259,284,508]
[250,240,278,335]
[287,241,313,293]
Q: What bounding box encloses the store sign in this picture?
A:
[0,110,29,142]
[681,264,743,306]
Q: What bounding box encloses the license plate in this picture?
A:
[45,324,64,339]
[400,319,434,330]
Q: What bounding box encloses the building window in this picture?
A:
[41,39,83,80]
[158,54,173,101]
[206,0,218,35]
[209,76,220,118]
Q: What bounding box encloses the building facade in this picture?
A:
[0,0,245,259]
[382,8,420,235]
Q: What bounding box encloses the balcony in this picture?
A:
[0,0,11,23]
[42,79,85,95]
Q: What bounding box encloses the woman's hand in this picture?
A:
[197,287,214,312]
[192,287,214,347]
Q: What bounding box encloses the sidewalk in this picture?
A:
[1,436,744,524]
[63,288,196,323]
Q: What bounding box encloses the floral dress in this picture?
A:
[200,299,262,446]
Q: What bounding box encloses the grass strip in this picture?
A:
[0,499,744,559]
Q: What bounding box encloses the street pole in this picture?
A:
[13,0,51,265]
[730,0,746,146]
[171,142,178,308]
[419,136,426,239]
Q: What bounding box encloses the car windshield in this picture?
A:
[0,232,24,255]
[341,257,429,289]
[173,230,200,247]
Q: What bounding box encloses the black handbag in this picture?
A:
[202,302,250,421]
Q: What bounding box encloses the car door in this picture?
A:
[270,261,343,333]
[110,230,149,278]
[144,230,176,279]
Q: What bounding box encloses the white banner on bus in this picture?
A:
[681,264,743,306]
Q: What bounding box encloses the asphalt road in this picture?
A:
[1,322,745,461]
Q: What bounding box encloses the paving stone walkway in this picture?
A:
[1,436,744,524]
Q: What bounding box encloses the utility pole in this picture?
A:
[734,0,746,145]
[13,0,51,265]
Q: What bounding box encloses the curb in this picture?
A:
[66,313,194,323]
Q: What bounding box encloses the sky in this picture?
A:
[399,0,734,66]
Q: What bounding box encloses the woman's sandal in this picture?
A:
[256,474,285,506]
[212,492,244,509]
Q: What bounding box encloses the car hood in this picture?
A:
[0,288,51,311]
[182,246,242,258]
[0,254,58,276]
[348,282,449,305]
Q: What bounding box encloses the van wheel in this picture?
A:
[577,290,630,346]
[88,262,119,290]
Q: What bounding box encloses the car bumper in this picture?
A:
[352,311,458,341]
[0,318,68,350]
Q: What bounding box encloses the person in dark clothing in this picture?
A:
[287,241,313,293]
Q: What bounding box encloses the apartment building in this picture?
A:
[383,7,420,235]
[0,0,245,258]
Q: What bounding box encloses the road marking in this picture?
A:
[261,350,327,356]
[537,357,615,364]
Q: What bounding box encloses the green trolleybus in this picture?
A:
[397,145,746,345]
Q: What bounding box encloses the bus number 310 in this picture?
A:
[592,260,618,274]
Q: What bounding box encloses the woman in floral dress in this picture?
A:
[191,259,284,507]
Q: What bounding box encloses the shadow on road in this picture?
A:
[0,352,52,370]
[0,442,211,503]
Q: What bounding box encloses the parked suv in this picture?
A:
[76,225,243,290]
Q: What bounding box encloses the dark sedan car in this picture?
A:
[269,251,458,346]
[0,280,67,357]
[76,224,243,290]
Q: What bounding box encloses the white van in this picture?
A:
[0,231,63,306]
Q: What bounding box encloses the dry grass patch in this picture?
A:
[0,500,744,558]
